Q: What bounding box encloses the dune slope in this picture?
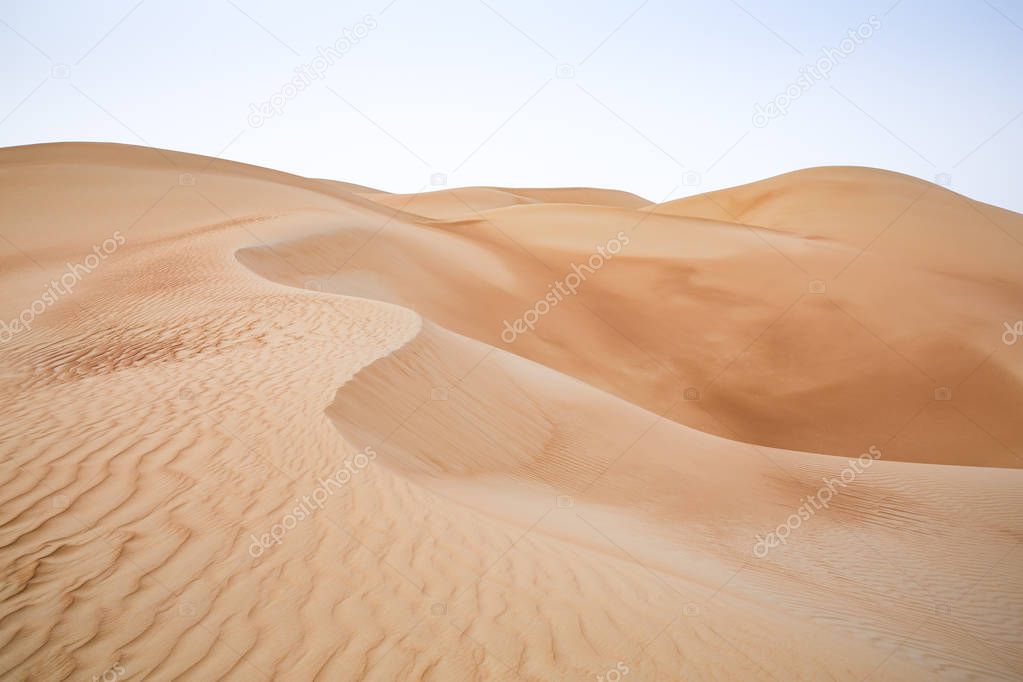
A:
[1,143,1021,681]
[242,167,1023,468]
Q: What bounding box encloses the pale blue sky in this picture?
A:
[1,0,1021,210]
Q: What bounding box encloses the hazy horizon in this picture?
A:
[2,0,1021,212]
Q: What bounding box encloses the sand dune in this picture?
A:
[243,168,1023,467]
[1,142,1021,680]
[365,186,650,220]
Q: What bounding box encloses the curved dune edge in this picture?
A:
[321,313,1023,680]
[1,142,1021,681]
[238,184,1023,469]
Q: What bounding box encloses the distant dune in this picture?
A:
[244,161,1023,468]
[1,142,1021,680]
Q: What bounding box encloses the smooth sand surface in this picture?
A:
[1,142,1021,680]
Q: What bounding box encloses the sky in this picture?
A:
[1,0,1021,211]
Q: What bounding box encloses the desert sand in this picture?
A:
[1,142,1021,680]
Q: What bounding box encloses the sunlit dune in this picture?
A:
[1,142,1021,680]
[244,164,1023,468]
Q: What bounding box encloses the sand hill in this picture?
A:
[1,142,1020,680]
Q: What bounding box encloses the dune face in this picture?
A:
[242,165,1023,468]
[1,143,1021,681]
